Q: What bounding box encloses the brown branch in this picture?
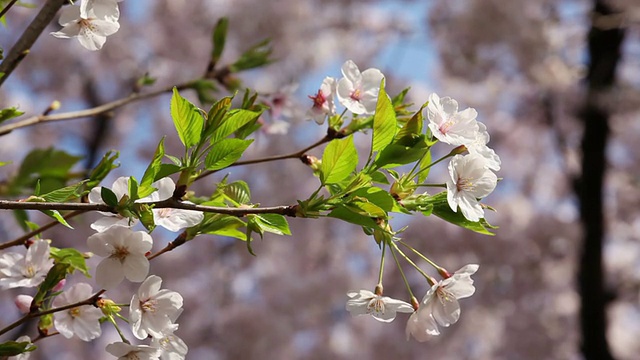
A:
[0,290,105,338]
[0,0,19,18]
[0,210,83,250]
[0,81,195,136]
[0,199,298,217]
[0,0,68,88]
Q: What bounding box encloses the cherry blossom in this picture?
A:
[87,226,153,289]
[105,342,161,360]
[52,283,104,341]
[405,310,440,342]
[421,264,479,328]
[88,176,136,232]
[50,3,120,51]
[0,240,54,289]
[306,76,337,124]
[82,0,123,21]
[14,295,33,314]
[150,328,189,360]
[426,93,479,146]
[336,60,384,115]
[446,154,498,222]
[136,177,204,232]
[466,122,501,171]
[130,275,184,339]
[346,289,413,323]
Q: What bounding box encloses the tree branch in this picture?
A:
[0,0,68,88]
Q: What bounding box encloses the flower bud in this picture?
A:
[15,295,33,314]
[52,279,66,292]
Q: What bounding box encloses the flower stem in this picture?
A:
[389,241,433,284]
[398,240,442,272]
[389,242,415,299]
[376,242,386,286]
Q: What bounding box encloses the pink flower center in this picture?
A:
[69,307,81,318]
[141,299,157,313]
[350,88,362,101]
[367,297,385,315]
[78,18,97,32]
[112,246,130,262]
[438,119,455,134]
[308,90,326,108]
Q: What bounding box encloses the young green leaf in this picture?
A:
[32,263,71,308]
[210,108,262,144]
[211,17,229,64]
[417,150,432,183]
[205,138,253,171]
[371,79,396,152]
[0,341,36,356]
[427,192,496,235]
[50,247,90,277]
[320,135,357,184]
[170,87,204,148]
[0,106,24,124]
[87,151,119,189]
[40,180,88,202]
[41,210,73,229]
[139,137,166,198]
[251,214,291,236]
[100,187,119,207]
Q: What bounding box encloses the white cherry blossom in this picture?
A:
[130,275,184,339]
[337,60,384,115]
[421,264,479,328]
[0,240,54,289]
[446,154,498,222]
[405,310,439,342]
[14,294,33,314]
[88,176,136,232]
[427,93,479,146]
[50,4,120,51]
[346,289,413,323]
[306,76,337,124]
[150,328,189,360]
[136,177,204,232]
[52,283,103,341]
[87,226,153,289]
[466,122,501,171]
[83,0,123,21]
[106,342,161,360]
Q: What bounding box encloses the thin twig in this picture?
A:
[0,0,19,18]
[0,210,83,250]
[0,81,195,136]
[0,0,68,88]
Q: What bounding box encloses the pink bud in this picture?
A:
[52,279,66,292]
[15,295,33,314]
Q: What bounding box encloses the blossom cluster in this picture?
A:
[0,176,203,360]
[347,265,479,342]
[51,0,124,51]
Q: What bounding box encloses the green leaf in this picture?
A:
[328,206,378,228]
[41,209,73,229]
[40,180,88,202]
[210,108,262,144]
[0,106,24,124]
[10,148,82,195]
[13,209,29,231]
[190,213,246,240]
[417,150,432,183]
[128,177,139,202]
[155,163,181,182]
[250,214,291,236]
[50,247,90,277]
[136,203,156,232]
[211,17,228,64]
[428,192,496,235]
[222,180,251,205]
[373,135,429,169]
[139,137,166,198]
[100,186,118,207]
[170,87,203,148]
[87,151,119,189]
[370,171,389,185]
[0,160,10,166]
[32,263,70,308]
[320,135,357,184]
[205,138,253,171]
[351,187,396,212]
[0,341,36,356]
[371,79,396,152]
[230,39,273,72]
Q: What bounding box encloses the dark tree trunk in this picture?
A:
[577,1,625,359]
